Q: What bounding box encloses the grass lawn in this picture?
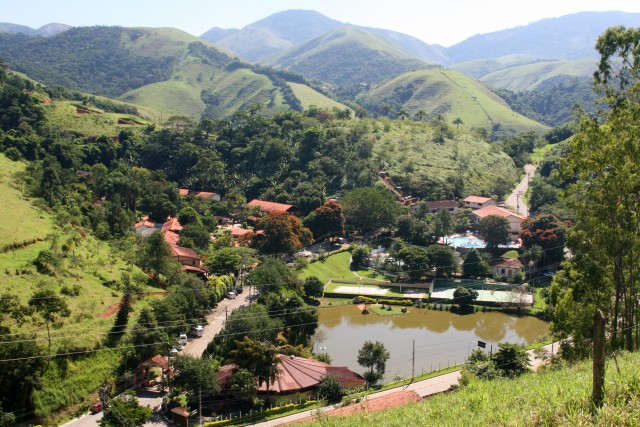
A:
[299,251,389,284]
[368,304,408,316]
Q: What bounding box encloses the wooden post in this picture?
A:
[592,309,606,412]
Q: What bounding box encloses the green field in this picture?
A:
[288,82,352,112]
[43,100,151,138]
[299,251,388,284]
[299,351,640,426]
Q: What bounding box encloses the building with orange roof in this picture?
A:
[464,196,497,210]
[247,199,295,214]
[194,191,221,201]
[160,217,207,277]
[217,354,365,400]
[472,205,526,234]
[493,258,525,278]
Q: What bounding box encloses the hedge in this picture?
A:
[352,296,413,306]
[203,400,318,427]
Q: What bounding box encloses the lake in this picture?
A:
[315,303,549,381]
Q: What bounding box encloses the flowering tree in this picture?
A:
[252,211,313,254]
[521,213,566,265]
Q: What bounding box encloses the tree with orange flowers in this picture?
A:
[521,213,566,265]
[252,211,313,255]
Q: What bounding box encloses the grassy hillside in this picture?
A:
[300,351,640,426]
[0,26,308,120]
[43,100,152,137]
[261,26,429,86]
[0,154,157,421]
[370,119,521,197]
[479,59,597,91]
[288,82,351,111]
[361,69,548,135]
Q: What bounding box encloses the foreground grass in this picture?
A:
[300,352,640,426]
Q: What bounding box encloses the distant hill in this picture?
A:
[445,11,640,63]
[203,9,446,65]
[0,22,71,37]
[358,69,549,135]
[261,26,429,86]
[199,26,239,43]
[0,26,332,119]
[207,10,342,62]
[478,58,597,91]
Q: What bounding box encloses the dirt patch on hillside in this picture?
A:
[99,302,121,318]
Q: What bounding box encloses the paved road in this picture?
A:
[182,288,254,357]
[61,291,254,427]
[505,164,536,217]
[251,342,559,426]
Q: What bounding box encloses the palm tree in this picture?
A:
[453,117,464,129]
[414,110,427,121]
[397,109,410,121]
[380,105,392,118]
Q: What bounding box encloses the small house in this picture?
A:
[493,258,524,278]
[464,196,497,210]
[472,205,526,234]
[247,199,296,215]
[424,200,459,215]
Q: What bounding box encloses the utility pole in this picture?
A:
[199,383,203,427]
[225,306,228,320]
[592,309,606,412]
[411,339,415,381]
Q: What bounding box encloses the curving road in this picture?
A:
[505,164,536,217]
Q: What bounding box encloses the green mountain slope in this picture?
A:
[287,82,351,111]
[478,59,597,91]
[360,69,548,134]
[209,9,342,62]
[261,26,429,85]
[370,119,520,198]
[0,26,309,119]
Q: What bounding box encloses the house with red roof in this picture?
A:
[194,191,221,201]
[472,205,526,234]
[420,200,459,215]
[217,354,366,400]
[464,196,497,210]
[247,199,296,214]
[160,217,208,277]
[493,258,525,278]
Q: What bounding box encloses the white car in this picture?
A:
[226,291,237,299]
[178,334,188,346]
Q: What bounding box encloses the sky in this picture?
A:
[3,0,640,47]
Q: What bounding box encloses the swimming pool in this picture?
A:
[443,235,520,249]
[444,235,486,248]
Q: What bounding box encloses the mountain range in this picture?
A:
[1,9,636,127]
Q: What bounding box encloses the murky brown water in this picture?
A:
[315,303,549,381]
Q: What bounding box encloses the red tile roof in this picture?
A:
[171,245,200,260]
[218,355,365,394]
[179,188,190,197]
[141,354,169,371]
[473,205,525,220]
[247,199,294,213]
[135,216,155,228]
[496,258,524,269]
[464,196,493,204]
[230,228,254,237]
[194,191,219,199]
[161,217,182,234]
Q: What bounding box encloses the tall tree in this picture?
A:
[171,354,220,401]
[341,187,401,231]
[303,200,345,240]
[138,230,173,281]
[100,392,152,427]
[229,337,281,397]
[252,212,313,255]
[357,340,390,385]
[29,287,70,368]
[478,215,511,251]
[521,213,566,266]
[549,26,640,358]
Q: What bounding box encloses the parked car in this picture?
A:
[193,325,204,337]
[235,286,243,294]
[91,403,103,414]
[178,333,188,346]
[226,291,237,299]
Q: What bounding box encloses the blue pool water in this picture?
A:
[444,236,486,248]
[444,235,520,249]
